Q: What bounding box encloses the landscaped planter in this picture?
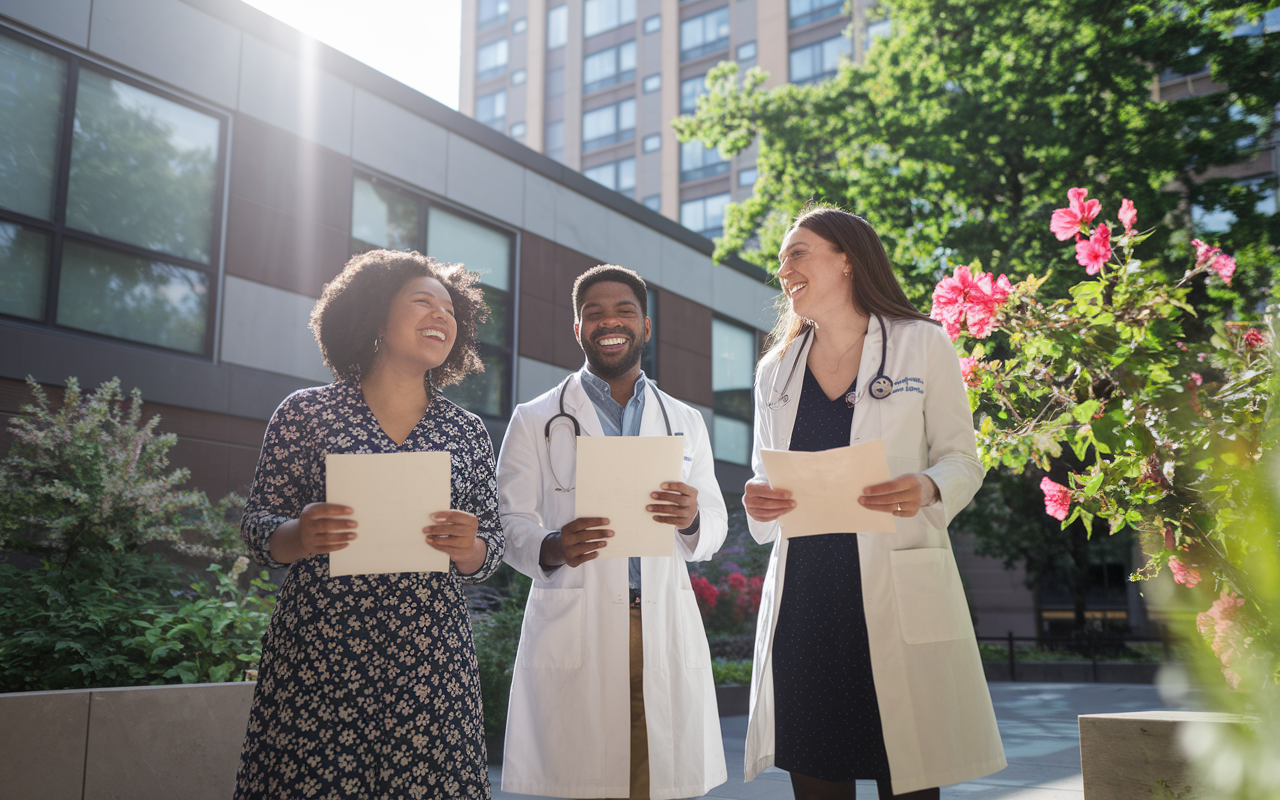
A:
[0,682,255,800]
[983,660,1159,684]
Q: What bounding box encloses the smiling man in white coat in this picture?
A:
[496,265,729,800]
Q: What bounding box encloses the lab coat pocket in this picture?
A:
[888,548,972,644]
[517,587,584,669]
[678,588,712,669]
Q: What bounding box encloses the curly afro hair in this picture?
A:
[309,249,488,389]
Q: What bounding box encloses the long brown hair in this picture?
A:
[763,205,936,365]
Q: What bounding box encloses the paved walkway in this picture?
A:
[489,682,1170,799]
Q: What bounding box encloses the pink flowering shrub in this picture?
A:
[946,186,1276,690]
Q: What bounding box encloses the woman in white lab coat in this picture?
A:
[741,207,1005,799]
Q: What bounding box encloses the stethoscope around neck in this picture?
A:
[766,314,894,411]
[543,374,674,493]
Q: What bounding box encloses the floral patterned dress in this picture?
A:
[234,381,505,800]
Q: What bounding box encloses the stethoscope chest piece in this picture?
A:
[868,375,893,400]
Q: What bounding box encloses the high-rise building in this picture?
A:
[459,0,889,236]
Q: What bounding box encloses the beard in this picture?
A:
[581,328,645,380]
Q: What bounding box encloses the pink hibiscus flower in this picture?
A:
[1039,477,1070,521]
[959,356,982,387]
[1212,254,1236,285]
[1050,187,1102,241]
[1191,239,1220,267]
[930,267,1013,340]
[1075,223,1112,275]
[1169,556,1202,588]
[1118,199,1136,234]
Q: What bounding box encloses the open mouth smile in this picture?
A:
[594,335,631,353]
[420,328,448,341]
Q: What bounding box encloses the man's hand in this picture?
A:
[647,482,699,530]
[540,517,613,569]
[743,478,795,522]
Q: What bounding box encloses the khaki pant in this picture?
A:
[628,607,649,800]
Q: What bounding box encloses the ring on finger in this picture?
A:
[896,502,901,512]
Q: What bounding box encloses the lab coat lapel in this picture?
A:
[565,373,606,439]
[768,330,812,451]
[638,379,669,437]
[851,316,886,445]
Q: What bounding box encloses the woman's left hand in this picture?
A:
[425,510,487,573]
[859,473,938,518]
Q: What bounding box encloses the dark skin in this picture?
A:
[539,280,700,570]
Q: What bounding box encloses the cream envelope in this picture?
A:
[575,435,685,558]
[760,439,897,536]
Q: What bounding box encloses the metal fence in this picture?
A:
[976,632,1172,682]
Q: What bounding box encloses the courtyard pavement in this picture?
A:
[489,682,1173,800]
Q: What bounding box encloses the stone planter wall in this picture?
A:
[983,660,1160,684]
[0,682,255,800]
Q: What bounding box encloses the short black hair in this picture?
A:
[310,249,488,388]
[571,265,648,322]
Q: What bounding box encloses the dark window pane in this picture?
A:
[427,206,512,292]
[351,175,421,252]
[57,239,208,353]
[477,287,510,348]
[641,287,658,377]
[0,222,49,320]
[443,346,510,417]
[66,69,221,265]
[0,33,66,221]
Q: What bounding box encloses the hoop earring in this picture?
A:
[373,336,382,353]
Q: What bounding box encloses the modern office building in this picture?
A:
[458,0,888,237]
[0,0,779,506]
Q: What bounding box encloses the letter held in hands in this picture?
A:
[575,435,684,558]
[326,451,451,576]
[760,439,897,537]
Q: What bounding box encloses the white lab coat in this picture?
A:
[497,372,729,800]
[744,318,1006,795]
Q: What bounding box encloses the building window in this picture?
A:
[737,40,757,60]
[643,133,661,152]
[643,73,661,93]
[641,287,658,377]
[512,16,528,34]
[790,34,850,84]
[680,8,730,61]
[680,192,730,237]
[548,5,569,49]
[477,39,509,82]
[511,69,527,86]
[476,89,507,130]
[510,121,527,138]
[643,194,661,212]
[1191,176,1278,233]
[582,98,637,151]
[681,74,707,114]
[0,31,225,356]
[546,66,566,98]
[545,120,565,161]
[583,157,637,197]
[479,0,510,30]
[738,168,758,186]
[351,174,515,418]
[584,40,637,93]
[788,0,842,29]
[644,14,662,34]
[712,318,756,465]
[680,140,729,182]
[585,0,637,37]
[865,17,891,51]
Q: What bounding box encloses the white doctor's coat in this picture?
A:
[496,372,728,800]
[744,319,1006,796]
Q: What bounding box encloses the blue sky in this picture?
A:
[242,0,462,109]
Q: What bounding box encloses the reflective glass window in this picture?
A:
[788,0,842,28]
[712,318,756,465]
[681,74,707,113]
[548,5,569,48]
[789,34,850,84]
[351,175,421,252]
[427,206,511,292]
[0,35,66,221]
[479,0,510,29]
[0,222,49,320]
[585,0,637,37]
[477,89,507,130]
[680,8,730,61]
[477,39,509,82]
[680,192,730,236]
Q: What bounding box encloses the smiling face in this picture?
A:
[777,224,856,325]
[377,275,457,374]
[574,280,650,380]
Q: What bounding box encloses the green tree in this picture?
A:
[676,0,1279,310]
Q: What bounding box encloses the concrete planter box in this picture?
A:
[716,684,750,717]
[983,660,1159,684]
[0,682,255,800]
[1079,710,1249,799]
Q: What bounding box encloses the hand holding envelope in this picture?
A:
[575,435,685,558]
[758,439,897,536]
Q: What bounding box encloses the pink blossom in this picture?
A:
[929,265,976,340]
[1169,556,1202,588]
[959,356,982,387]
[1197,592,1246,687]
[1191,239,1220,267]
[1118,198,1137,234]
[930,266,1013,341]
[1175,341,1188,351]
[1075,223,1112,275]
[1050,187,1102,241]
[1190,372,1203,386]
[1197,352,1208,362]
[1040,477,1070,521]
[1244,329,1266,349]
[1212,254,1236,285]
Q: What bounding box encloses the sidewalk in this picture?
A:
[489,682,1170,799]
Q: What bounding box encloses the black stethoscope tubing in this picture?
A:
[543,374,674,493]
[767,314,893,411]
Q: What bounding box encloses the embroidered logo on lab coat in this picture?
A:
[891,377,925,395]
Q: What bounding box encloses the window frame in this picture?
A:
[583,40,637,94]
[0,25,229,360]
[788,0,843,29]
[711,315,758,466]
[679,7,731,62]
[582,98,638,151]
[789,34,851,85]
[583,156,637,197]
[477,38,510,82]
[476,88,508,130]
[349,169,518,420]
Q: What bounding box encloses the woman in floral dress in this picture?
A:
[234,249,506,800]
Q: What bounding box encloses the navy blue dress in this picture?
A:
[772,367,892,782]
